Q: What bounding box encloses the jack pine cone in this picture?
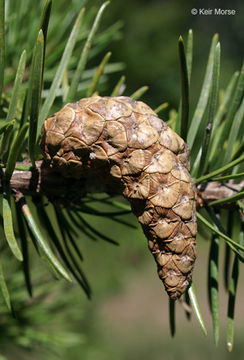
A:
[40,96,197,300]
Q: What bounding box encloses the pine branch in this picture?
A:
[0,160,243,209]
[197,181,244,207]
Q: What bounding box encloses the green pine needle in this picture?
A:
[77,213,119,245]
[195,154,244,184]
[5,123,29,180]
[188,283,207,336]
[209,191,244,207]
[226,215,243,351]
[197,42,220,177]
[28,29,45,167]
[2,184,23,261]
[178,35,189,141]
[169,299,176,337]
[210,172,244,182]
[226,256,239,352]
[208,235,220,346]
[3,121,28,262]
[130,86,149,100]
[111,75,126,96]
[6,50,26,124]
[186,29,193,84]
[0,120,15,136]
[0,120,15,158]
[208,71,240,164]
[38,7,86,134]
[16,204,33,297]
[86,51,111,97]
[154,102,168,115]
[216,62,244,168]
[0,258,11,311]
[20,198,72,282]
[38,0,52,45]
[54,208,91,297]
[67,1,110,102]
[197,212,244,257]
[187,34,219,147]
[224,96,244,164]
[0,0,4,99]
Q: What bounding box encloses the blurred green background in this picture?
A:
[2,207,244,360]
[1,0,244,359]
[93,0,244,110]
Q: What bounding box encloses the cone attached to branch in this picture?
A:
[40,96,197,299]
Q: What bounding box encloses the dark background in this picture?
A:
[87,0,243,111]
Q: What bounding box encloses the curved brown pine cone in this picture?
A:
[40,96,197,300]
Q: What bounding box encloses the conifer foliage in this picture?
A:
[0,0,243,352]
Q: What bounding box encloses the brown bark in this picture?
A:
[197,181,244,205]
